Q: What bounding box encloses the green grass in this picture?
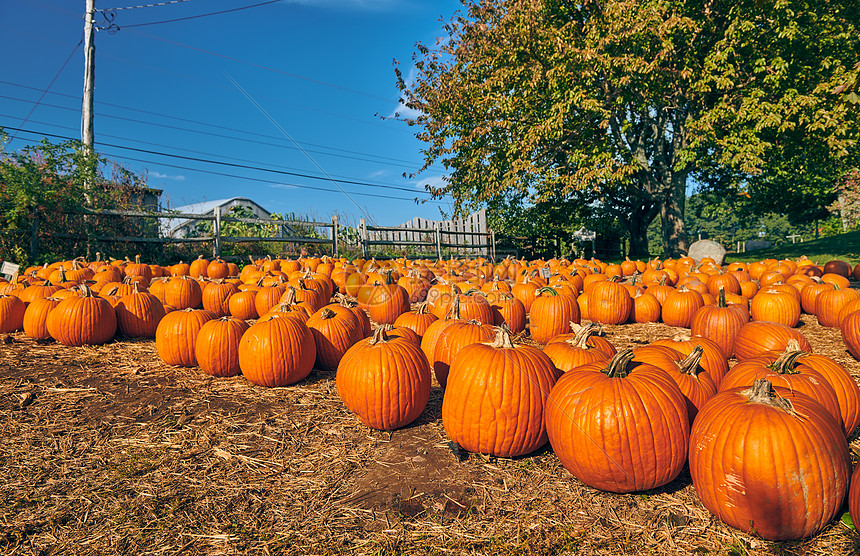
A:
[724,230,860,266]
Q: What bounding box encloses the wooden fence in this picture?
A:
[16,207,501,261]
[353,209,494,258]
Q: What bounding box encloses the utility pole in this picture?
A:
[82,0,96,152]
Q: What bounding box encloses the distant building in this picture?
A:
[161,197,271,238]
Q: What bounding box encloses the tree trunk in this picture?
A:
[660,172,689,257]
[627,200,657,258]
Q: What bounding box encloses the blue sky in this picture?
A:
[0,0,465,227]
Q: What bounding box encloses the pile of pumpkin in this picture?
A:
[3,252,860,542]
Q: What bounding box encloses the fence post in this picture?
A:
[213,206,221,258]
[490,230,496,262]
[331,214,339,257]
[359,218,368,259]
[435,224,442,260]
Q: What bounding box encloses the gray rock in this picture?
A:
[688,239,727,266]
[744,239,773,252]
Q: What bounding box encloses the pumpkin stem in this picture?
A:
[320,307,335,320]
[717,286,727,308]
[369,325,390,345]
[768,341,807,374]
[605,349,636,378]
[742,379,797,415]
[415,301,429,314]
[679,346,705,377]
[536,286,558,296]
[570,322,600,349]
[445,293,462,321]
[490,325,516,349]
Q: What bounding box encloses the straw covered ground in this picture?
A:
[2,315,860,555]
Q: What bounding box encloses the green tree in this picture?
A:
[397,0,860,257]
[0,133,156,266]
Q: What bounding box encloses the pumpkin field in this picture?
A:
[3,254,860,555]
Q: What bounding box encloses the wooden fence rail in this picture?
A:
[14,207,509,261]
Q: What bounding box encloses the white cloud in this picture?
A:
[368,169,388,178]
[412,175,448,191]
[271,183,298,190]
[150,171,185,181]
[389,66,423,120]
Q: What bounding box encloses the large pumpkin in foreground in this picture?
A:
[336,326,431,430]
[442,326,558,457]
[690,379,849,541]
[545,349,689,493]
[239,314,316,387]
[47,286,117,346]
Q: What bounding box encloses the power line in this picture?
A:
[0,95,428,172]
[0,83,440,170]
[226,73,376,224]
[99,0,284,29]
[0,113,436,194]
[100,0,193,11]
[8,38,82,143]
[3,126,442,204]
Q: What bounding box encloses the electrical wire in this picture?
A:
[0,114,438,195]
[100,0,284,29]
[0,94,432,173]
[226,73,377,224]
[99,0,192,11]
[3,126,442,204]
[7,38,82,143]
[0,84,436,169]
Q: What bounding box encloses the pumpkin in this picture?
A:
[631,344,717,423]
[336,326,431,430]
[815,285,860,328]
[851,463,860,538]
[238,314,316,387]
[456,290,494,324]
[631,290,661,323]
[542,322,612,373]
[733,321,812,361]
[689,287,749,358]
[734,340,860,437]
[487,292,527,333]
[430,316,495,388]
[529,287,580,344]
[194,317,249,377]
[228,290,258,320]
[22,296,60,339]
[511,274,540,312]
[189,255,210,278]
[393,302,438,340]
[689,379,850,541]
[164,276,203,310]
[202,280,239,317]
[0,294,26,333]
[442,326,557,457]
[587,279,632,325]
[661,286,705,328]
[823,259,852,278]
[115,282,166,338]
[46,285,117,346]
[206,258,230,280]
[155,308,216,366]
[651,334,729,387]
[545,349,689,493]
[750,287,801,327]
[364,274,410,324]
[306,304,363,372]
[718,349,843,426]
